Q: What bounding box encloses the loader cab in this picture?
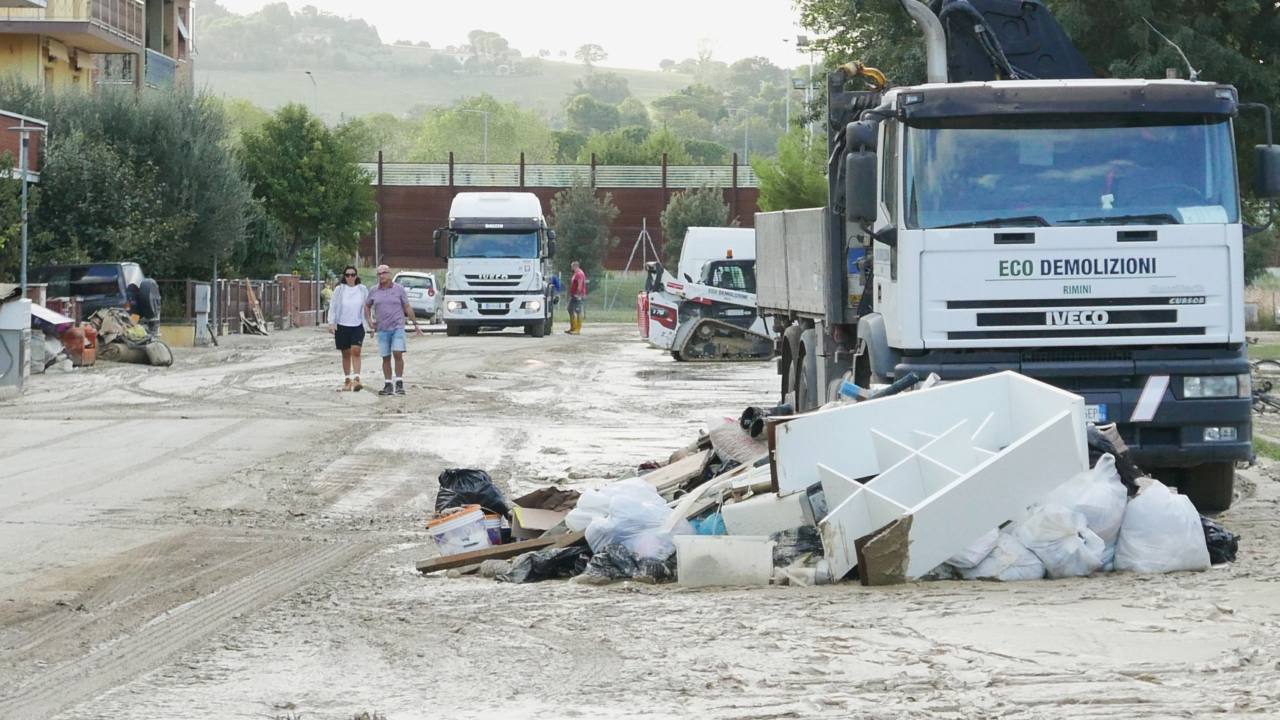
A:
[700,258,757,293]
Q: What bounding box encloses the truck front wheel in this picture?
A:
[446,324,461,337]
[1178,463,1235,513]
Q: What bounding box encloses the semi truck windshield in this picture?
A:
[904,115,1239,229]
[452,231,539,259]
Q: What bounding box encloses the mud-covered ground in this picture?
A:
[1,325,1278,719]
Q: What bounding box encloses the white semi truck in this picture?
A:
[433,192,557,337]
[758,0,1280,511]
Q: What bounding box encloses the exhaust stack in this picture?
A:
[898,0,948,83]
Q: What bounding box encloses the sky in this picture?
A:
[213,0,811,70]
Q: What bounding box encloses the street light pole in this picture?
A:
[10,124,45,296]
[304,70,318,110]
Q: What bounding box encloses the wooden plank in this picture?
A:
[643,450,711,495]
[416,531,586,574]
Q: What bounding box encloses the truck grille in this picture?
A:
[465,274,523,288]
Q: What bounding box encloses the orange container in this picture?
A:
[62,324,97,367]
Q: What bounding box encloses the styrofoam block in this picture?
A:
[721,491,807,536]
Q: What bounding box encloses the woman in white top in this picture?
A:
[328,265,369,391]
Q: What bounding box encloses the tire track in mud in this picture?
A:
[1,538,277,660]
[0,419,246,521]
[0,540,373,719]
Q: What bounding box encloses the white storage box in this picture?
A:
[674,535,775,587]
[426,505,491,557]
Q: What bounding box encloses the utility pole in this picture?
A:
[10,124,46,296]
[304,70,318,115]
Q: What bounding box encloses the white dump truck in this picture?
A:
[433,192,557,337]
[756,0,1280,511]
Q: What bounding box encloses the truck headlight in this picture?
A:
[523,300,542,312]
[1183,375,1239,398]
[446,300,465,311]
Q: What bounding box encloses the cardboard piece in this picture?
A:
[510,506,568,540]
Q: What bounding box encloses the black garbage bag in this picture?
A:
[1201,515,1240,565]
[1087,423,1144,495]
[435,468,511,516]
[772,525,824,566]
[581,543,676,583]
[497,545,591,583]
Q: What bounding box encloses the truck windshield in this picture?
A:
[452,231,539,259]
[904,114,1239,228]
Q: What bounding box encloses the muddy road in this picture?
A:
[2,325,1279,719]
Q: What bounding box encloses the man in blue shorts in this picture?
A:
[365,264,423,396]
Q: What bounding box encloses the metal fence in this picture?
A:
[156,277,325,333]
[361,161,760,189]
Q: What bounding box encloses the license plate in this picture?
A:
[1086,404,1108,423]
[480,303,505,310]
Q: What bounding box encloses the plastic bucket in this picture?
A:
[483,514,503,546]
[427,505,491,556]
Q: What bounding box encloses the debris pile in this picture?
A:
[89,308,173,366]
[416,371,1241,587]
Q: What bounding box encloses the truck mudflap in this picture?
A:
[671,317,774,362]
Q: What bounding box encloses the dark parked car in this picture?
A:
[30,262,161,331]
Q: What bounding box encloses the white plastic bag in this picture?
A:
[947,528,1000,569]
[1015,504,1106,578]
[567,478,690,560]
[1043,454,1128,545]
[960,531,1045,581]
[1114,480,1210,574]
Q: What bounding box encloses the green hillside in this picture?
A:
[196,60,693,124]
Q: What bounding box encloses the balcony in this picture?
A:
[0,0,144,53]
[144,47,171,88]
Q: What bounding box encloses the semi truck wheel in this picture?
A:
[792,337,818,412]
[1178,463,1235,513]
[446,324,461,337]
[530,319,546,338]
[780,325,803,402]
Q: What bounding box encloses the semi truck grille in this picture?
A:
[1022,348,1133,363]
[949,327,1205,340]
[465,274,523,288]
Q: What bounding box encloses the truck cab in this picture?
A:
[851,79,1256,509]
[434,192,556,337]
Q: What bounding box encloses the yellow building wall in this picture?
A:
[0,34,91,91]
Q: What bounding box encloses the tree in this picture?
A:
[751,128,827,212]
[565,94,621,134]
[0,80,253,279]
[617,97,651,128]
[659,58,676,72]
[574,43,608,68]
[239,103,375,266]
[661,186,731,264]
[652,84,727,123]
[221,98,271,141]
[552,130,588,163]
[410,95,556,163]
[683,139,730,164]
[577,127,693,166]
[550,180,619,281]
[32,131,191,274]
[572,71,631,104]
[336,113,416,161]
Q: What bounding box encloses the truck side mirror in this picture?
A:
[547,230,556,241]
[432,228,444,258]
[845,150,878,224]
[547,239,557,258]
[1257,145,1280,199]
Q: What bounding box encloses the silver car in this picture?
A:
[393,271,440,322]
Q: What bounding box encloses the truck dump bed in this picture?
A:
[755,208,841,320]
